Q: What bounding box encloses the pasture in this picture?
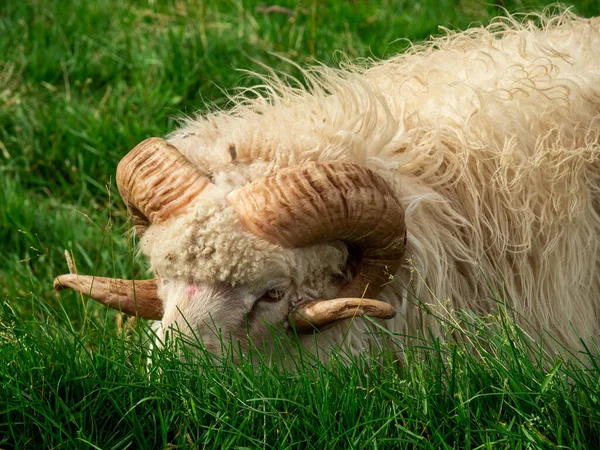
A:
[2,0,600,447]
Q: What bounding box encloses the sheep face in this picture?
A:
[153,263,346,356]
[53,138,404,356]
[143,201,351,353]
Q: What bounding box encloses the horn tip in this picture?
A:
[53,274,75,291]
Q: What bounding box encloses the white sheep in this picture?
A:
[55,9,600,362]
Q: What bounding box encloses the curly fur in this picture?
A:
[142,8,600,359]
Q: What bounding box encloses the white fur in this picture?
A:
[142,9,600,361]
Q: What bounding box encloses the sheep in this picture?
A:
[54,9,600,362]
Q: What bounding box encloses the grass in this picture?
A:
[1,0,600,448]
[3,294,600,448]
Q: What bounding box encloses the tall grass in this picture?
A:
[2,0,600,447]
[2,289,599,448]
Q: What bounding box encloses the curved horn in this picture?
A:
[54,138,212,319]
[227,161,406,330]
[54,274,162,320]
[289,298,396,333]
[55,139,211,320]
[116,137,214,237]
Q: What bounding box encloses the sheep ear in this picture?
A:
[53,274,163,320]
[288,298,396,333]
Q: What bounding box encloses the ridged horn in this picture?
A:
[227,161,406,330]
[116,137,214,237]
[53,274,162,320]
[289,298,396,333]
[55,138,212,319]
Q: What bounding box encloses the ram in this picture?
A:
[55,10,600,360]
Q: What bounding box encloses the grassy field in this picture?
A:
[2,0,600,448]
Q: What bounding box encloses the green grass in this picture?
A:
[2,0,600,448]
[3,294,600,448]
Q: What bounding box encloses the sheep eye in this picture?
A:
[261,289,284,301]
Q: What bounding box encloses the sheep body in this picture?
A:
[141,10,600,358]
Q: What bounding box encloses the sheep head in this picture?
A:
[54,138,405,348]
